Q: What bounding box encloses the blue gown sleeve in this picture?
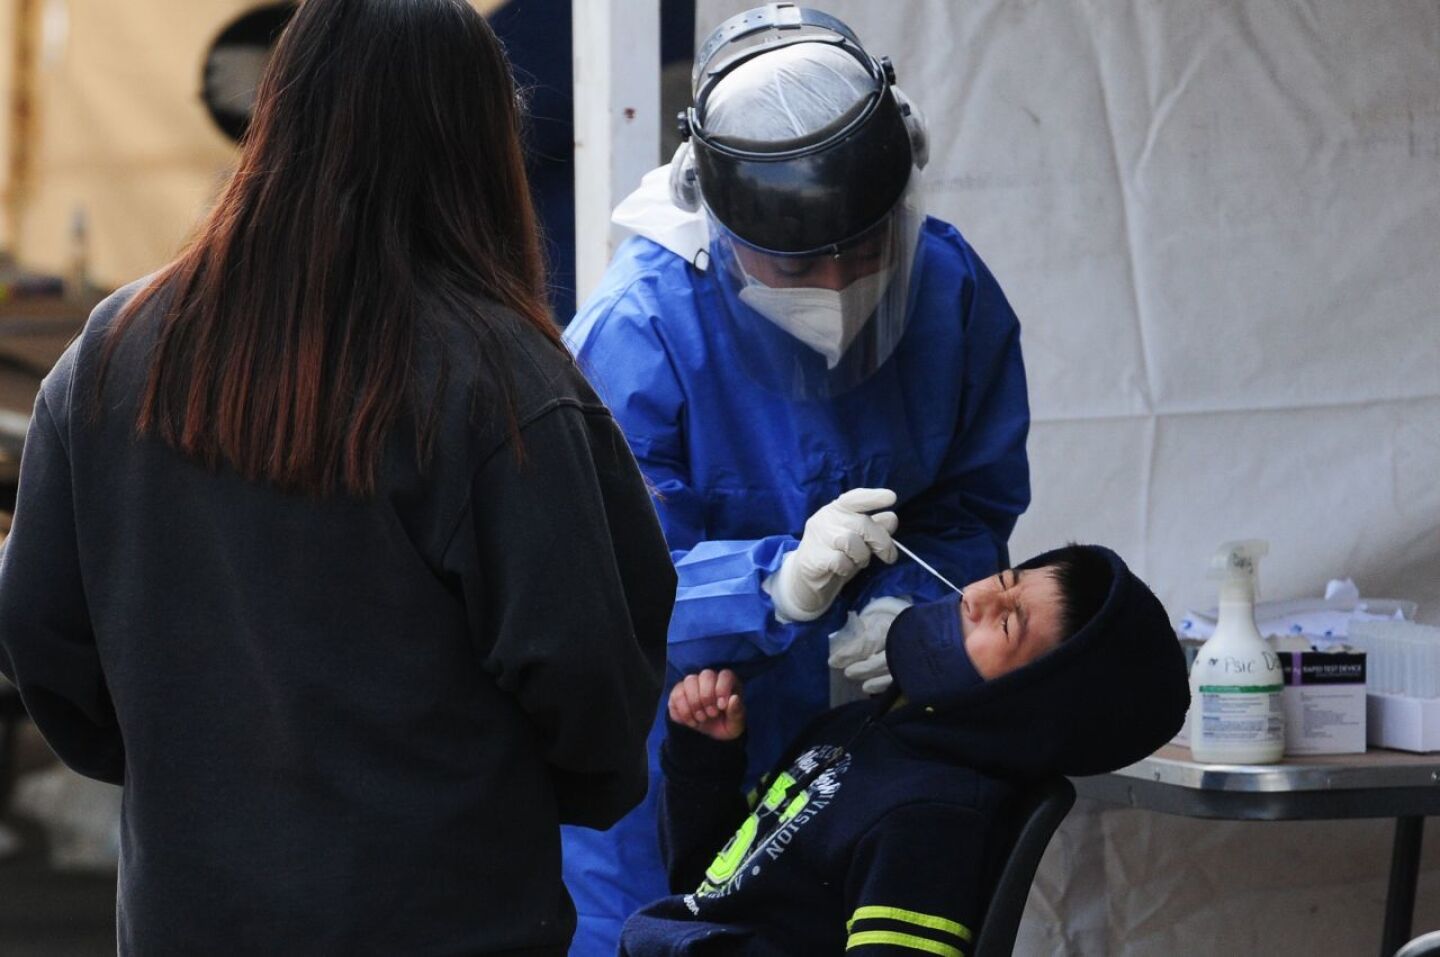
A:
[566,276,812,677]
[855,245,1031,607]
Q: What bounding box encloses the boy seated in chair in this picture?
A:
[620,545,1189,956]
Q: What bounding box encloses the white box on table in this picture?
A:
[1278,652,1366,755]
[1367,693,1440,753]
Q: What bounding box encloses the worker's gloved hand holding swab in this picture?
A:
[767,488,899,622]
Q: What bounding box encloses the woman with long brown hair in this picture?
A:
[0,1,673,953]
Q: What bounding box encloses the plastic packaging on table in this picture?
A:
[1348,619,1440,699]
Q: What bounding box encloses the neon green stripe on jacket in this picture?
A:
[845,929,963,956]
[846,905,973,942]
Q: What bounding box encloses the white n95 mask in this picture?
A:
[738,267,894,369]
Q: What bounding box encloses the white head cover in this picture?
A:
[702,42,876,143]
[610,162,711,268]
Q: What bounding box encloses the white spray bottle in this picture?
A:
[1188,540,1285,764]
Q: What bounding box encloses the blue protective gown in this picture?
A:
[560,217,1031,956]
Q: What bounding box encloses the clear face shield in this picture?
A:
[706,175,924,399]
[678,6,930,399]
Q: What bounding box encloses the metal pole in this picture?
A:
[572,0,661,307]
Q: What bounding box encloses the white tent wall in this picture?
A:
[688,1,1440,953]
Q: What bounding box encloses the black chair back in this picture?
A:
[1397,931,1440,957]
[973,776,1077,957]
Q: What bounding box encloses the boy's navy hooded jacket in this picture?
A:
[0,280,676,956]
[621,547,1189,956]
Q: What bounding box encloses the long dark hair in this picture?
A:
[102,0,558,498]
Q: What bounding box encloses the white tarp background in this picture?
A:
[690,1,1440,953]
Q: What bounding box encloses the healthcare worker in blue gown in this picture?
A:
[561,6,1031,953]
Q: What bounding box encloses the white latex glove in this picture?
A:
[828,596,912,695]
[846,649,897,695]
[765,488,899,623]
[828,596,912,670]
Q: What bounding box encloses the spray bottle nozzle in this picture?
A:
[1208,539,1269,601]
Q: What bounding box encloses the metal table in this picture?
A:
[1073,745,1440,957]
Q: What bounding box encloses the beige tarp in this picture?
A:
[3,0,505,286]
[1,0,20,249]
[9,0,250,285]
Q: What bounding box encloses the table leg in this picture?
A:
[1382,816,1425,957]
